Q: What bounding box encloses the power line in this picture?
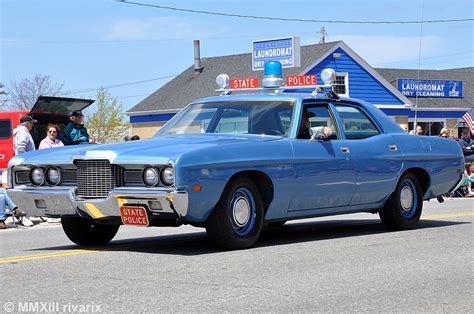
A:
[373,50,473,67]
[117,0,474,24]
[0,74,176,102]
[61,74,176,95]
[0,31,319,44]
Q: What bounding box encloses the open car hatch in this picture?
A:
[29,96,95,123]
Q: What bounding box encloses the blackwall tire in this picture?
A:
[61,216,119,246]
[206,176,264,250]
[379,173,423,230]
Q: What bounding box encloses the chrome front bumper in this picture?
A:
[7,188,188,220]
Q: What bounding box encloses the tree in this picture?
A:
[86,87,129,144]
[7,74,64,110]
[0,82,6,95]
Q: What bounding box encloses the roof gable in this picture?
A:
[128,41,340,114]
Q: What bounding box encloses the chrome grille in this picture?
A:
[76,160,123,198]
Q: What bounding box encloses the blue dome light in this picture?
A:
[264,61,283,77]
[263,61,284,88]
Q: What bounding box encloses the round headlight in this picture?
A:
[142,167,159,187]
[46,167,61,185]
[161,167,174,186]
[30,167,45,186]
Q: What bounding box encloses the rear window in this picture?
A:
[0,120,12,139]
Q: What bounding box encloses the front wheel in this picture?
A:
[379,173,423,230]
[61,216,119,246]
[206,176,264,250]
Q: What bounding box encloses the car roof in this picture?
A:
[191,92,370,107]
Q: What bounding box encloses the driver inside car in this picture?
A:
[297,109,332,140]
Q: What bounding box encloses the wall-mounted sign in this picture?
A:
[397,79,463,98]
[252,37,300,71]
[230,77,259,89]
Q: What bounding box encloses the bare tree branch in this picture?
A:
[7,74,64,110]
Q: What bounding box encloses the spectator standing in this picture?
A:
[12,115,36,226]
[439,128,451,138]
[62,110,95,145]
[458,129,474,157]
[13,115,36,155]
[39,124,64,149]
[410,125,423,135]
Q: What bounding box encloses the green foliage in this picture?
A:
[86,87,129,144]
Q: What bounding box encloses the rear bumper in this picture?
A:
[7,188,188,220]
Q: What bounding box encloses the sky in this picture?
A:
[1,0,473,112]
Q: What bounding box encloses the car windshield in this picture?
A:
[155,101,294,137]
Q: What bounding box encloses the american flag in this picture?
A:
[462,108,474,135]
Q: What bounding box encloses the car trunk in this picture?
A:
[28,96,94,148]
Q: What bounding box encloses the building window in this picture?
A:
[334,73,349,96]
[408,120,445,136]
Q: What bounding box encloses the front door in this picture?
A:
[289,104,356,211]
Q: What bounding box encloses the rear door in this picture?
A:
[333,104,403,205]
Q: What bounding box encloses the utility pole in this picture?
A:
[319,27,326,43]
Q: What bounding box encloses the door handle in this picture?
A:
[0,154,4,160]
[388,144,398,151]
[340,147,350,153]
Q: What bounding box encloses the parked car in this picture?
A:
[5,65,464,250]
[0,96,94,170]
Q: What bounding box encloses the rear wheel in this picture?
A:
[61,216,119,246]
[206,176,264,250]
[379,173,423,230]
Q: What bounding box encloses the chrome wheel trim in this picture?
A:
[400,186,414,211]
[233,196,250,227]
[229,187,257,236]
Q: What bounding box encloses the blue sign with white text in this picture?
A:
[252,37,300,71]
[397,79,463,98]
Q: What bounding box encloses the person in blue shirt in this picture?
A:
[62,110,96,145]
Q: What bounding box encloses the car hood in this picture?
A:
[9,133,282,166]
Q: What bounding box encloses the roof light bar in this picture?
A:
[215,65,338,99]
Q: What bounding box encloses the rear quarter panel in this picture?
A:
[393,134,464,198]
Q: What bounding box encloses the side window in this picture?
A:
[297,105,338,140]
[0,120,12,139]
[335,105,380,140]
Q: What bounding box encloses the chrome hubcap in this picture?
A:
[400,186,414,211]
[233,196,250,227]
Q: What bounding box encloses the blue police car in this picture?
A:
[6,62,465,250]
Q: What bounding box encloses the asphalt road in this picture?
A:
[1,198,472,312]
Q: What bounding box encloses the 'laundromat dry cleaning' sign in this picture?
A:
[397,79,463,98]
[252,37,300,71]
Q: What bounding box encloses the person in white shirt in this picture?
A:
[13,115,36,155]
[39,124,64,149]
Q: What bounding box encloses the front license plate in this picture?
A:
[120,206,149,227]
